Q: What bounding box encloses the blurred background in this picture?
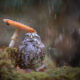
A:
[0,0,80,66]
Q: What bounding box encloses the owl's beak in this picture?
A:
[30,35,33,38]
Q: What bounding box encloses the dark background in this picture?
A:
[0,0,80,53]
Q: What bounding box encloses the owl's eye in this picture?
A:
[35,36,40,39]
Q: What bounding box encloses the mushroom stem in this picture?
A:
[9,29,19,48]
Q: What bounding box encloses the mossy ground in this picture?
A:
[0,47,80,80]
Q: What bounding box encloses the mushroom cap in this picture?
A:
[3,19,36,33]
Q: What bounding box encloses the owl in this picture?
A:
[18,32,45,71]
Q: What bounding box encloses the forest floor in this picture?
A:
[0,47,80,80]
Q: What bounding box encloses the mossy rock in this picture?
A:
[0,47,80,80]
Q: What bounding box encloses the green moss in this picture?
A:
[47,66,80,80]
[0,47,80,80]
[21,72,49,80]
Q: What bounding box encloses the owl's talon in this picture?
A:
[16,66,33,73]
[36,64,48,72]
[26,69,33,72]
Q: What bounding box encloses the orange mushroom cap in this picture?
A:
[3,19,36,33]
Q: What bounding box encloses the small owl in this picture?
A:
[18,32,45,71]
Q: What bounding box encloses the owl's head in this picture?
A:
[24,33,41,42]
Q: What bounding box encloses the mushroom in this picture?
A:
[3,19,36,48]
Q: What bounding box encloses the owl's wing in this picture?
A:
[39,43,46,61]
[19,44,25,52]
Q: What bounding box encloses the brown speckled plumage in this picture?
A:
[18,33,45,70]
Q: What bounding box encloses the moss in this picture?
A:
[0,48,49,80]
[0,47,80,80]
[47,66,80,80]
[21,72,49,80]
